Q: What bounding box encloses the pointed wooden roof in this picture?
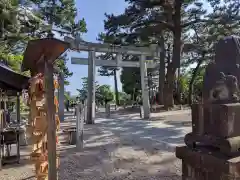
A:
[22,38,69,74]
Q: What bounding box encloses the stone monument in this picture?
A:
[176,36,240,180]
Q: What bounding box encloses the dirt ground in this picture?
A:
[0,110,191,180]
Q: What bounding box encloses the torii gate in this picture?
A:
[64,36,160,122]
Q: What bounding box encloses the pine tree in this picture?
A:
[0,0,22,53]
[181,0,240,103]
[28,0,87,83]
[103,0,207,108]
[0,0,87,83]
[0,1,41,71]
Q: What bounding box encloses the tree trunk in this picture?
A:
[188,56,204,105]
[176,67,181,104]
[113,69,119,105]
[158,36,166,105]
[163,0,182,109]
[164,65,175,109]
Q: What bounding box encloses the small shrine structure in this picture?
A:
[0,62,29,167]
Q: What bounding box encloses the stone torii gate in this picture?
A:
[64,36,160,122]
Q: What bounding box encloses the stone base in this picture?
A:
[184,133,240,155]
[176,146,240,180]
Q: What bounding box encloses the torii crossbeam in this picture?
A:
[64,36,161,122]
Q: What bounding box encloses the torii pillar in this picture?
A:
[87,51,96,124]
[140,55,151,119]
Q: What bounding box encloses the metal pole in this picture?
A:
[140,55,150,119]
[45,61,57,180]
[86,51,96,124]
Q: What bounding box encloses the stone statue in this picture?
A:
[209,72,240,103]
[184,35,240,153]
[177,35,240,180]
[203,36,240,104]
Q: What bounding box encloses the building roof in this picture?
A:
[0,62,29,95]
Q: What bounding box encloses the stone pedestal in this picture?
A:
[192,103,240,138]
[176,146,240,180]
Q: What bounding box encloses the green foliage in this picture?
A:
[96,85,114,103]
[120,67,141,99]
[28,0,87,36]
[68,95,78,106]
[100,0,210,107]
[77,77,100,100]
[190,66,205,99]
[77,77,114,104]
[97,32,119,76]
[0,1,44,54]
[0,0,88,111]
[179,75,189,96]
[118,92,131,105]
[26,0,87,83]
[0,1,21,39]
[3,0,240,107]
[0,0,87,85]
[0,53,22,71]
[64,91,70,100]
[179,0,240,103]
[55,54,73,85]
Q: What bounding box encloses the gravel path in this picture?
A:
[0,111,191,180]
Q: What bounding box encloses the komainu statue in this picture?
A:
[208,72,240,103]
[203,35,240,104]
[184,35,240,155]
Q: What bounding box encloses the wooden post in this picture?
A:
[0,91,2,170]
[0,109,2,170]
[58,73,65,122]
[79,104,84,147]
[16,93,20,163]
[76,104,83,150]
[76,104,80,150]
[44,61,57,180]
[3,92,7,110]
[16,93,20,124]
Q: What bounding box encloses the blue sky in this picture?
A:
[65,0,212,96]
[65,0,128,96]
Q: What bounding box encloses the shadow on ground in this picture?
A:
[58,111,190,179]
